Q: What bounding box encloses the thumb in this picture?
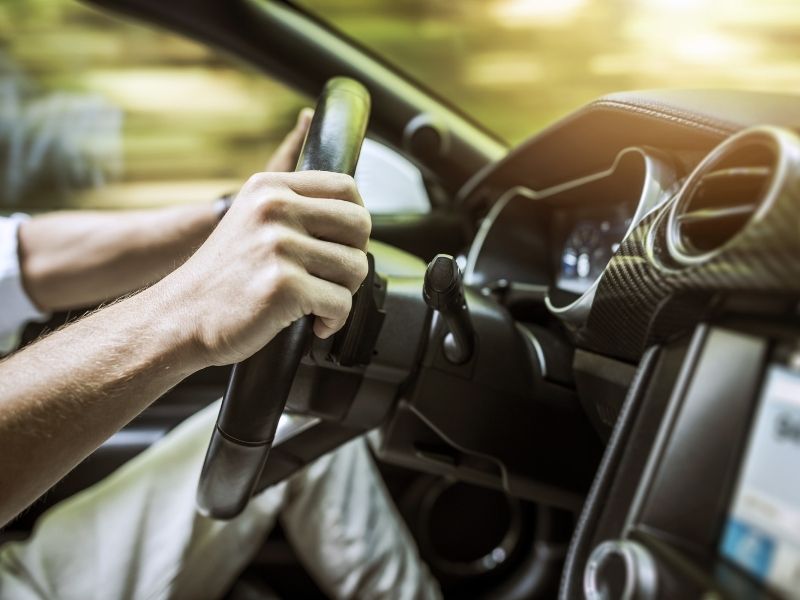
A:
[295,107,314,134]
[265,107,314,172]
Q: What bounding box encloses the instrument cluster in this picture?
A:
[555,210,633,296]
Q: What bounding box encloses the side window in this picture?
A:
[355,139,431,215]
[0,1,431,216]
[1,0,304,213]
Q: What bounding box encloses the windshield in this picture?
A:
[296,0,800,144]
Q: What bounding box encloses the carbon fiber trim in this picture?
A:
[577,126,800,361]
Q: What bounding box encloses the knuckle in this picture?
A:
[343,205,371,244]
[329,173,356,199]
[268,264,298,297]
[258,191,290,221]
[357,208,372,238]
[264,226,294,257]
[351,253,369,290]
[244,172,264,189]
[243,171,273,193]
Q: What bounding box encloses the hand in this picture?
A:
[159,170,371,367]
[264,108,314,172]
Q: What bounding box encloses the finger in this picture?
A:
[296,273,353,339]
[292,235,369,294]
[244,171,363,207]
[283,171,364,206]
[246,188,370,251]
[284,195,371,251]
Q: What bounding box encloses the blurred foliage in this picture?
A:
[301,0,800,140]
[0,0,305,209]
[1,0,799,210]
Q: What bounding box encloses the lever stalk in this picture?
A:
[423,254,475,364]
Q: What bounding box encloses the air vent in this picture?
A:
[667,127,787,265]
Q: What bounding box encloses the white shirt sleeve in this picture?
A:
[0,214,50,353]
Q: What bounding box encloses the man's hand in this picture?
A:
[0,169,371,525]
[0,103,374,524]
[159,170,371,367]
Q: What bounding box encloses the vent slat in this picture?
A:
[672,141,776,257]
[700,166,772,181]
[668,134,779,263]
[677,203,758,225]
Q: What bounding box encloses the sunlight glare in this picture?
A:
[673,33,755,65]
[491,0,586,27]
[639,0,715,13]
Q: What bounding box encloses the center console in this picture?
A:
[720,355,800,597]
[561,319,800,599]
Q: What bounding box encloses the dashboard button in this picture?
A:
[584,540,658,600]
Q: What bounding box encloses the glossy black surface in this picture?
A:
[197,77,371,519]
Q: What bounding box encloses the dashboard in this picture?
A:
[464,125,800,357]
[455,89,800,599]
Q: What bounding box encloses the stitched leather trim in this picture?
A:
[585,97,741,139]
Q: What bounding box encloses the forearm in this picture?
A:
[18,203,218,311]
[0,283,202,527]
[0,169,369,527]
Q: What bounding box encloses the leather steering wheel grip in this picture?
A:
[196,77,371,519]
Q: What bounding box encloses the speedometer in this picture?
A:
[558,222,612,294]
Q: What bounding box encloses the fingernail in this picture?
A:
[298,107,314,126]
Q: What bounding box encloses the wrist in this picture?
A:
[132,280,211,376]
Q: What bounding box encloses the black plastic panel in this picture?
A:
[560,321,800,599]
[632,328,768,555]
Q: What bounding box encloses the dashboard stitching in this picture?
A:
[603,97,743,130]
[587,99,739,139]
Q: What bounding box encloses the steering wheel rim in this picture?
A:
[196,77,371,519]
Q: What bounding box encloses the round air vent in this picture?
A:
[667,126,798,266]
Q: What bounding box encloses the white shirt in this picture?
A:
[0,214,49,353]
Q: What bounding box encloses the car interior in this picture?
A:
[4,0,800,598]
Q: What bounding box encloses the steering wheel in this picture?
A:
[196,77,371,519]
